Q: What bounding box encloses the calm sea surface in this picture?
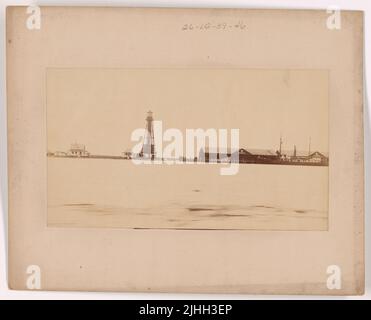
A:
[47,158,328,230]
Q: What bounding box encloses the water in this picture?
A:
[47,158,328,230]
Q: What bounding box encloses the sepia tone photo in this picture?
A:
[7,6,364,294]
[47,68,329,230]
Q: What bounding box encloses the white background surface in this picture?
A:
[0,0,369,300]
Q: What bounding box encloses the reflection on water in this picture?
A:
[47,158,328,230]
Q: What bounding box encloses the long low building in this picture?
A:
[200,147,329,166]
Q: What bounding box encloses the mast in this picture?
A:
[279,135,283,155]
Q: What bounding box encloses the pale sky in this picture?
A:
[47,68,328,155]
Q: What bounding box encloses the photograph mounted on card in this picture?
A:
[7,6,364,294]
[46,68,329,231]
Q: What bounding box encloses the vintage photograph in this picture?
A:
[6,5,364,296]
[47,68,329,230]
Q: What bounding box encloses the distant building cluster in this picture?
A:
[48,143,90,158]
[47,111,329,166]
[203,148,328,165]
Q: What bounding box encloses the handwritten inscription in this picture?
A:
[182,21,247,31]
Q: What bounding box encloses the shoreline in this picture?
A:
[47,154,329,167]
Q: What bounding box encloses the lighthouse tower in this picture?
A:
[141,111,155,160]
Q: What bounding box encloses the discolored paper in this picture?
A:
[7,6,364,294]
